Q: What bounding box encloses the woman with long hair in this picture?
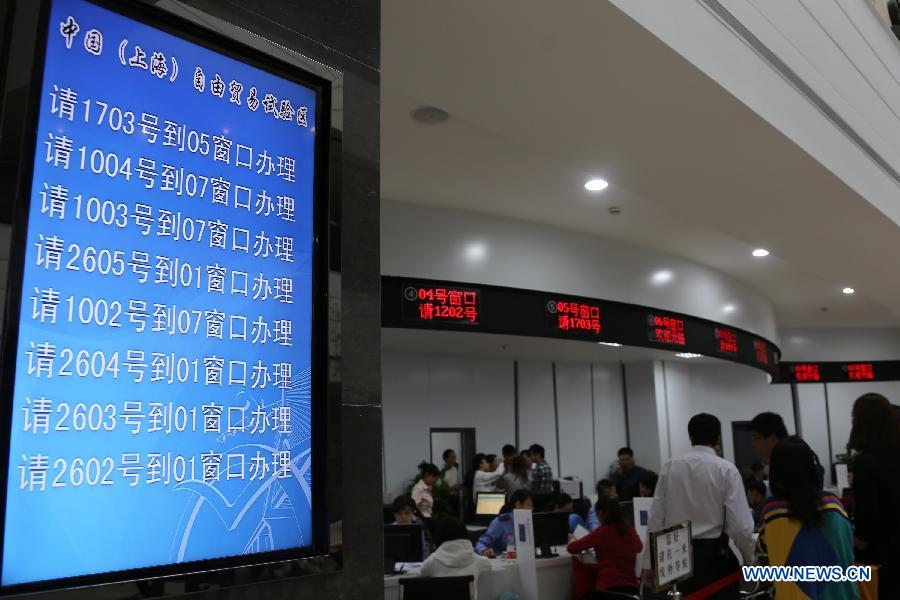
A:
[760,436,857,600]
[847,393,900,597]
[566,495,642,598]
[502,455,530,498]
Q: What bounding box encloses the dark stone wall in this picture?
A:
[0,0,382,598]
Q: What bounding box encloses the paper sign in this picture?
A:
[649,521,693,590]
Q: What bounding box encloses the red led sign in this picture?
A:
[404,285,479,324]
[793,363,821,382]
[846,363,875,381]
[715,328,739,354]
[754,340,769,365]
[549,300,601,334]
[648,314,686,346]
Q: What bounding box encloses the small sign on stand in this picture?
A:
[649,520,693,599]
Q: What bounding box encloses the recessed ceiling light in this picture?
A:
[584,178,609,192]
[464,242,487,262]
[752,249,770,258]
[598,342,622,347]
[675,353,703,359]
[651,270,673,285]
[722,304,736,313]
[842,287,855,295]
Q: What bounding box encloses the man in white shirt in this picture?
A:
[642,413,754,599]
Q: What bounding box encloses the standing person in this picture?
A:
[760,437,858,600]
[502,455,530,498]
[610,447,646,501]
[528,444,554,494]
[643,413,754,598]
[420,517,491,597]
[751,411,825,490]
[568,496,643,597]
[412,462,439,519]
[586,479,618,531]
[848,393,900,598]
[475,490,533,557]
[472,454,505,502]
[440,449,461,492]
[501,444,518,473]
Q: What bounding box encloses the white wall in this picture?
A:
[381,352,515,498]
[682,362,795,464]
[796,384,831,483]
[781,327,900,361]
[518,360,558,474]
[382,200,780,341]
[592,363,629,481]
[382,352,631,498]
[624,361,666,473]
[555,362,595,488]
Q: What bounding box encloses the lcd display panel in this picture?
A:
[0,0,329,589]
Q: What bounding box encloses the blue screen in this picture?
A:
[2,0,319,586]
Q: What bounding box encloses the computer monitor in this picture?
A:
[532,511,569,559]
[383,523,424,574]
[475,493,506,518]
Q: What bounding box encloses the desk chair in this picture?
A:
[398,575,475,600]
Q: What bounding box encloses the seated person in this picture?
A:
[548,492,585,533]
[420,517,491,592]
[567,496,643,597]
[745,479,767,529]
[472,454,505,503]
[610,447,646,501]
[586,479,618,531]
[475,490,533,557]
[392,495,430,559]
[638,470,658,498]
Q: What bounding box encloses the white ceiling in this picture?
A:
[380,0,900,328]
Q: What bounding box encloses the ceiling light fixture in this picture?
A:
[651,270,674,285]
[598,342,622,347]
[842,287,855,295]
[752,249,770,257]
[723,304,736,313]
[675,353,703,359]
[584,178,609,192]
[464,242,487,262]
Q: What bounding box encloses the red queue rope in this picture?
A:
[682,571,741,600]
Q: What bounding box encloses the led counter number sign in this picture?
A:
[547,300,601,334]
[1,0,329,590]
[402,284,479,324]
[714,328,738,355]
[648,314,686,346]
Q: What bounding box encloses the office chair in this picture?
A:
[398,575,475,600]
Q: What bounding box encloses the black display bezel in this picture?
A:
[383,276,781,375]
[0,0,332,593]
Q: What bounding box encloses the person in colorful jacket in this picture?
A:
[760,436,858,600]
